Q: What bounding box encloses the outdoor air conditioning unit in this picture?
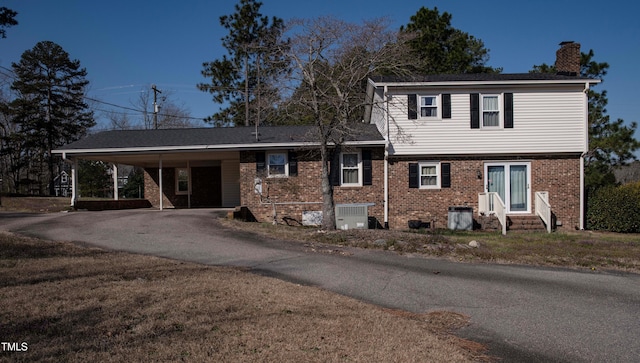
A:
[335,204,369,230]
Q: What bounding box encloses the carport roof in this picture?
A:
[54,124,386,156]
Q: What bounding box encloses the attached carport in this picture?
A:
[52,128,251,210]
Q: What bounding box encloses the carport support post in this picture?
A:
[159,156,163,211]
[112,163,119,201]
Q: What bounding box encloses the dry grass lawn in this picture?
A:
[220,219,640,274]
[0,233,487,362]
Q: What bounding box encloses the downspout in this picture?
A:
[384,85,390,229]
[580,82,590,230]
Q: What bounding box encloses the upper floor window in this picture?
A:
[408,94,451,120]
[482,95,500,127]
[341,152,362,186]
[420,95,438,118]
[471,93,513,129]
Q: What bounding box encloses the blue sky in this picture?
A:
[1,0,638,143]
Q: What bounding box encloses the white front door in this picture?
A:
[485,162,531,213]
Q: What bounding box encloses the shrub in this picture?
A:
[587,182,640,233]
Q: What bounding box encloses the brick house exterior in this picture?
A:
[239,148,386,226]
[54,42,597,233]
[386,156,580,230]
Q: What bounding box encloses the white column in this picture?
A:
[113,163,119,201]
[159,156,163,211]
[71,158,78,207]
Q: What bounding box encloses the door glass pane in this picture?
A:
[487,166,505,200]
[510,165,527,211]
[487,166,505,211]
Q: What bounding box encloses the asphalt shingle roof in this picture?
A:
[58,124,385,151]
[370,73,594,83]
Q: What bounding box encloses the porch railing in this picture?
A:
[535,191,552,233]
[478,192,507,235]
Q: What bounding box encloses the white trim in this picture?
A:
[266,151,289,178]
[340,151,363,187]
[418,161,441,189]
[175,167,190,195]
[418,94,440,120]
[370,79,602,88]
[52,140,387,156]
[484,161,532,214]
[481,93,502,128]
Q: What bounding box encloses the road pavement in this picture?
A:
[1,209,639,362]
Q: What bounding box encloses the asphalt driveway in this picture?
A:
[2,209,639,362]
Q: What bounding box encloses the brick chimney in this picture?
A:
[555,41,581,76]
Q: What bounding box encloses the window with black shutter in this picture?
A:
[470,93,480,129]
[409,163,419,188]
[288,151,298,176]
[408,94,418,120]
[442,94,451,119]
[256,151,265,173]
[504,93,514,128]
[441,162,451,188]
[362,150,372,185]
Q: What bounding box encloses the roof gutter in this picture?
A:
[52,140,387,156]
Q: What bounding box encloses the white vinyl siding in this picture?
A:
[386,87,586,155]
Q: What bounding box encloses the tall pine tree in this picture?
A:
[10,41,94,195]
[198,0,287,127]
[401,7,500,75]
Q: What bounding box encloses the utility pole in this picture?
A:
[151,84,162,129]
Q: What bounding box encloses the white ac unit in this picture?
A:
[335,204,369,230]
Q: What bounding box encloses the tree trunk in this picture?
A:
[320,143,336,230]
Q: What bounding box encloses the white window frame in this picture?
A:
[267,151,289,178]
[484,161,531,214]
[419,95,440,119]
[60,172,68,184]
[419,161,441,189]
[175,167,190,195]
[481,94,501,128]
[340,151,362,187]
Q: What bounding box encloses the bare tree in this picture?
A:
[275,17,413,229]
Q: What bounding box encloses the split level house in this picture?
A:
[53,41,599,233]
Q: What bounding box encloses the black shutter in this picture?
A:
[504,93,514,128]
[256,151,265,173]
[470,93,480,129]
[441,163,451,188]
[288,151,298,176]
[408,94,418,120]
[362,150,372,185]
[409,163,419,188]
[330,152,340,186]
[442,94,451,119]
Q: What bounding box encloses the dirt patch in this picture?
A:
[0,233,489,362]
